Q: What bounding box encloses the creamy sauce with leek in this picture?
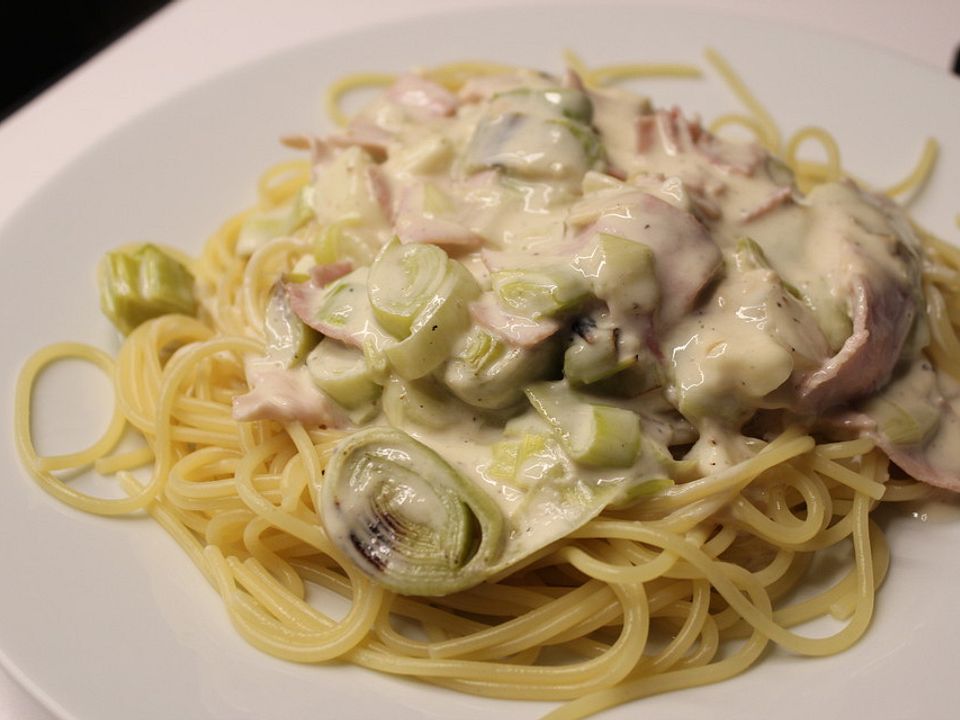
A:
[229,68,950,595]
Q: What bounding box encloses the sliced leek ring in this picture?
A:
[265,282,320,368]
[385,259,480,379]
[368,239,448,338]
[491,265,589,319]
[306,338,381,409]
[525,382,642,468]
[444,327,559,409]
[320,428,504,596]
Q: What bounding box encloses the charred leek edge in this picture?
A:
[306,338,381,409]
[368,239,448,338]
[98,244,198,335]
[444,327,559,409]
[385,259,480,379]
[524,382,642,468]
[264,282,320,368]
[563,329,633,385]
[491,266,590,319]
[320,428,504,596]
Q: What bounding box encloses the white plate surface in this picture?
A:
[2,5,960,720]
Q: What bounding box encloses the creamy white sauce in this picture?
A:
[236,67,945,579]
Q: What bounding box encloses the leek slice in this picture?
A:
[575,233,658,310]
[306,338,381,409]
[98,244,197,335]
[444,327,559,409]
[564,336,631,386]
[311,219,377,268]
[524,382,642,467]
[869,398,939,445]
[264,282,320,368]
[237,185,314,256]
[368,239,448,338]
[311,146,386,229]
[320,428,504,596]
[382,375,472,430]
[563,316,630,386]
[488,433,549,483]
[464,112,602,181]
[493,87,594,123]
[385,260,480,379]
[491,266,590,319]
[295,267,392,352]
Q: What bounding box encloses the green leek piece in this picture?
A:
[381,375,472,430]
[237,185,314,256]
[524,382,642,468]
[306,338,381,409]
[494,87,594,123]
[488,433,549,483]
[550,116,603,169]
[98,244,198,335]
[311,219,376,268]
[735,237,849,351]
[264,282,319,368]
[305,267,390,348]
[491,266,589,319]
[734,236,774,272]
[421,182,455,216]
[563,325,630,386]
[385,260,480,379]
[444,327,559,409]
[576,233,657,309]
[765,156,796,187]
[865,397,940,446]
[311,146,386,228]
[586,360,663,398]
[464,111,602,181]
[368,239,448,338]
[734,237,801,299]
[319,428,504,596]
[361,335,392,385]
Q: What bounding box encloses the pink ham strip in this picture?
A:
[287,261,358,344]
[233,366,347,427]
[394,184,484,249]
[741,186,793,222]
[327,119,393,158]
[387,74,458,118]
[636,107,764,177]
[696,132,765,176]
[469,294,560,348]
[874,436,960,492]
[306,261,353,287]
[798,275,916,413]
[592,192,722,330]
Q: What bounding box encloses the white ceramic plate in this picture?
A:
[2,5,960,719]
